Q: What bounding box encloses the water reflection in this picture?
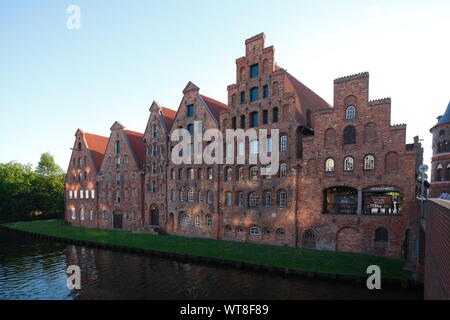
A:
[0,228,422,300]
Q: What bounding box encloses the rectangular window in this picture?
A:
[280,136,287,151]
[116,174,121,186]
[71,209,76,220]
[238,142,244,157]
[187,104,195,117]
[250,64,259,78]
[69,190,73,199]
[267,138,272,153]
[240,115,246,129]
[250,112,258,128]
[116,157,120,169]
[89,210,93,221]
[232,117,236,130]
[263,85,269,98]
[80,190,84,199]
[85,191,89,199]
[116,141,120,154]
[263,110,268,124]
[250,87,259,102]
[250,140,259,155]
[238,192,244,207]
[226,192,233,206]
[240,92,246,104]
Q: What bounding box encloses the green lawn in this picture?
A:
[3,219,411,280]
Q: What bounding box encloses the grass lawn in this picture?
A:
[3,219,411,280]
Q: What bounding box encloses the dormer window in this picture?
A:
[250,64,259,78]
[345,105,356,119]
[187,104,195,117]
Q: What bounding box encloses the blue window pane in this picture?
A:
[250,112,258,127]
[263,85,269,98]
[250,87,259,102]
[250,64,259,78]
[187,124,194,135]
[187,104,195,117]
[240,92,246,104]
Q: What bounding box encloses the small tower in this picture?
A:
[430,101,450,197]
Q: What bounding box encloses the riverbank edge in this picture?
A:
[1,225,422,289]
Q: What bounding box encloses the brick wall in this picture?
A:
[424,199,450,300]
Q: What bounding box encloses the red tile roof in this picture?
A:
[84,133,109,172]
[161,107,177,131]
[200,94,229,122]
[285,72,332,112]
[124,130,145,168]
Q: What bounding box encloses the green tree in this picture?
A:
[35,152,63,176]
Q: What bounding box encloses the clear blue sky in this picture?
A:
[0,0,448,171]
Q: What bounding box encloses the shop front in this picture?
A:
[362,186,401,215]
[323,186,358,215]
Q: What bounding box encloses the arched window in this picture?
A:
[225,192,233,206]
[264,191,272,207]
[326,158,335,172]
[276,228,286,240]
[240,91,246,104]
[187,189,194,202]
[207,191,213,204]
[345,105,356,119]
[250,112,258,127]
[279,163,288,178]
[237,166,244,181]
[364,122,376,143]
[436,164,443,181]
[206,214,213,228]
[324,128,336,147]
[250,227,261,236]
[249,166,259,180]
[224,167,232,181]
[343,125,356,145]
[194,214,201,228]
[237,191,244,207]
[344,156,354,172]
[364,155,375,170]
[248,192,259,207]
[280,135,287,151]
[179,190,184,202]
[375,227,388,242]
[385,152,399,173]
[179,213,189,227]
[272,81,279,96]
[278,190,287,208]
[273,107,279,123]
[303,229,316,241]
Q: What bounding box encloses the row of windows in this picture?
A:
[99,189,138,202]
[68,189,95,200]
[225,190,288,208]
[325,155,375,172]
[229,108,279,129]
[107,155,129,169]
[225,225,286,239]
[324,152,399,173]
[434,163,450,181]
[436,140,450,154]
[171,189,214,204]
[179,213,213,228]
[70,208,94,221]
[224,164,288,181]
[99,211,136,220]
[324,123,377,146]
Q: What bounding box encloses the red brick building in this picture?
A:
[430,102,450,198]
[65,33,423,261]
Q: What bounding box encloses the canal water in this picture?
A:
[0,228,422,300]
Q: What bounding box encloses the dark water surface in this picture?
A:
[0,228,422,300]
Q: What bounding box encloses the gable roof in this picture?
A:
[284,71,332,112]
[200,94,229,122]
[161,107,177,131]
[124,130,144,168]
[84,133,109,172]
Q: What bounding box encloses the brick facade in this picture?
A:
[423,199,450,300]
[65,33,423,261]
